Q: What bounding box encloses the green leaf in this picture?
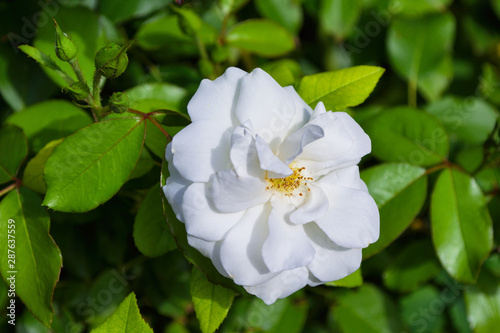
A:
[387,13,456,101]
[389,0,453,17]
[255,0,303,33]
[91,292,153,333]
[23,139,63,194]
[431,168,493,283]
[226,19,295,57]
[400,286,446,333]
[297,66,384,111]
[320,0,362,40]
[361,163,427,258]
[325,268,363,288]
[0,125,28,185]
[261,59,302,87]
[33,6,107,87]
[426,96,498,144]
[98,0,167,23]
[383,239,441,292]
[464,267,500,333]
[191,267,236,333]
[126,82,189,112]
[6,99,92,152]
[43,117,146,212]
[332,284,403,333]
[0,187,62,327]
[455,145,484,173]
[129,148,155,180]
[161,160,247,294]
[18,45,74,85]
[363,107,449,167]
[134,185,176,257]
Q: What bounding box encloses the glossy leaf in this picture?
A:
[0,125,27,185]
[333,284,403,332]
[161,160,247,294]
[134,15,193,51]
[191,267,236,333]
[255,0,303,33]
[431,168,493,283]
[325,269,363,288]
[389,0,453,17]
[23,139,63,194]
[129,148,155,180]
[226,19,295,57]
[91,292,153,333]
[0,187,62,327]
[364,107,449,167]
[297,66,384,111]
[6,100,92,152]
[465,267,500,333]
[126,82,189,112]
[33,6,107,87]
[43,117,146,212]
[320,0,362,40]
[361,163,427,258]
[383,239,441,292]
[134,185,176,257]
[426,96,498,144]
[387,13,455,101]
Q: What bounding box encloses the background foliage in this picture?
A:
[0,0,499,332]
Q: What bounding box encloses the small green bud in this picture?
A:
[109,92,130,114]
[95,43,131,79]
[62,81,90,101]
[54,19,78,61]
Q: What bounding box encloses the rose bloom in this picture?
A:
[163,67,379,304]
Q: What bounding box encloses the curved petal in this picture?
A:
[235,68,295,151]
[278,123,324,165]
[315,182,380,249]
[283,86,313,134]
[305,223,362,283]
[318,165,362,190]
[164,144,192,222]
[230,122,263,178]
[256,135,292,177]
[262,198,315,272]
[187,235,229,277]
[289,184,329,224]
[182,183,244,241]
[244,267,308,305]
[172,120,232,183]
[188,67,247,126]
[298,105,371,175]
[220,204,279,286]
[212,169,271,213]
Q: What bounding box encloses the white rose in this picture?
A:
[163,67,380,304]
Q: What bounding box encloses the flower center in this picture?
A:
[265,167,313,197]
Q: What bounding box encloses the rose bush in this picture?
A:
[163,67,380,304]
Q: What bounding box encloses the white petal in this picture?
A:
[278,123,324,166]
[262,198,315,272]
[305,223,362,283]
[182,183,244,241]
[318,165,362,190]
[315,182,380,249]
[220,204,279,286]
[289,184,329,224]
[163,143,192,222]
[187,236,229,277]
[211,169,271,213]
[244,267,308,305]
[298,109,371,175]
[255,135,292,177]
[283,86,313,134]
[187,67,247,126]
[235,68,295,151]
[229,122,262,178]
[172,120,232,182]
